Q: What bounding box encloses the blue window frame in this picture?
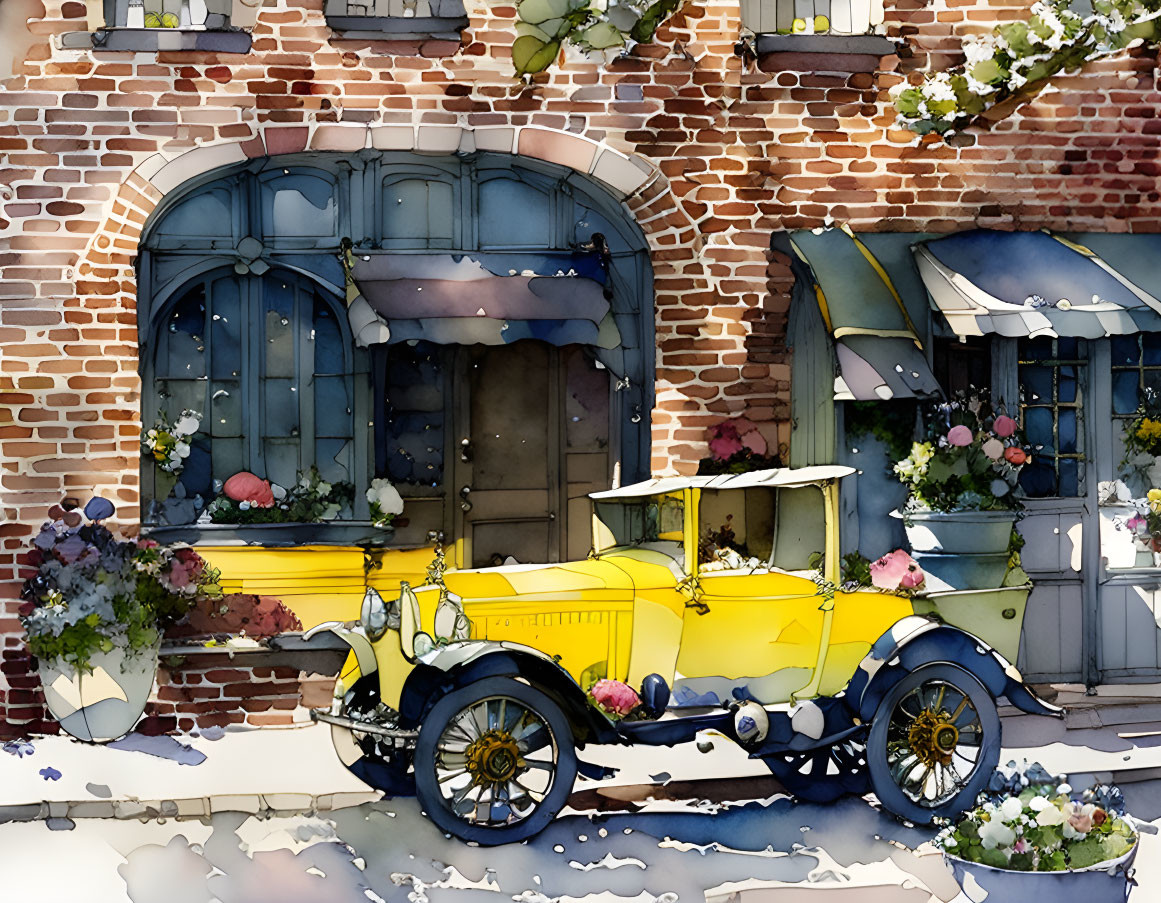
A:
[1018,336,1087,498]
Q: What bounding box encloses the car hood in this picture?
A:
[441,548,684,600]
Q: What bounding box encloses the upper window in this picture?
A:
[62,0,253,52]
[148,270,357,516]
[1018,337,1087,498]
[323,0,469,40]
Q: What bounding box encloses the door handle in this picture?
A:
[459,485,472,512]
[459,438,473,463]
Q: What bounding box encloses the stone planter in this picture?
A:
[37,643,159,742]
[910,550,1010,591]
[946,840,1137,903]
[896,509,1017,556]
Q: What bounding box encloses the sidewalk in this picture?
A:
[7,692,1161,824]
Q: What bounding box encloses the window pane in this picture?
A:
[1021,366,1053,404]
[313,297,345,375]
[261,172,337,238]
[1059,408,1078,454]
[1113,370,1140,415]
[211,437,245,487]
[263,378,300,437]
[384,342,445,488]
[264,280,296,378]
[264,439,298,488]
[158,379,205,418]
[478,177,550,249]
[210,276,241,380]
[179,437,213,499]
[315,376,352,437]
[210,381,242,437]
[1056,337,1078,359]
[1143,334,1161,366]
[317,437,352,484]
[382,178,454,245]
[158,284,206,379]
[1024,406,1055,451]
[1113,335,1141,365]
[1058,365,1077,404]
[1020,461,1058,498]
[1058,458,1079,497]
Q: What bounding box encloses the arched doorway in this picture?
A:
[139,151,654,566]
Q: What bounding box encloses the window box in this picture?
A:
[324,0,468,41]
[741,0,897,72]
[63,0,255,53]
[143,521,396,548]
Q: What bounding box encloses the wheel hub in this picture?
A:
[465,729,524,785]
[907,708,959,767]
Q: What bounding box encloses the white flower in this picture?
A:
[999,797,1024,822]
[175,442,190,459]
[1057,783,1072,795]
[1028,795,1051,812]
[925,72,957,104]
[979,817,1016,850]
[317,481,332,496]
[174,413,201,436]
[1036,804,1066,827]
[964,38,997,67]
[367,478,404,516]
[1008,71,1028,90]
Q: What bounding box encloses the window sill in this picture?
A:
[325,14,468,42]
[60,27,252,54]
[753,33,897,73]
[142,521,398,547]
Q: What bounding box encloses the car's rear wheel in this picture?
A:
[414,676,577,845]
[867,663,1000,824]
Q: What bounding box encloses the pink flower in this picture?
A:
[167,565,191,589]
[1013,837,1029,854]
[982,438,1004,460]
[993,415,1017,438]
[590,679,640,716]
[223,472,275,508]
[1004,447,1027,466]
[870,549,925,592]
[947,425,974,447]
[136,539,160,550]
[1068,812,1093,834]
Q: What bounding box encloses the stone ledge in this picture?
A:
[754,33,898,73]
[325,15,467,41]
[60,28,253,54]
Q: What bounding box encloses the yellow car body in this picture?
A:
[337,465,1027,714]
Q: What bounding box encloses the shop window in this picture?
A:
[932,335,991,399]
[1018,337,1087,498]
[150,271,356,514]
[697,486,826,575]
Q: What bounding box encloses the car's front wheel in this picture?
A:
[414,676,578,845]
[867,663,1000,824]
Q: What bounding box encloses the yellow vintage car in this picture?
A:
[308,465,1060,844]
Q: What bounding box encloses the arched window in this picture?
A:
[147,269,359,521]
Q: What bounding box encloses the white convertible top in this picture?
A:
[588,465,855,500]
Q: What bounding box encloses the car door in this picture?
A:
[673,486,829,706]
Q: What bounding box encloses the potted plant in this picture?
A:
[698,417,782,475]
[1117,488,1161,566]
[892,395,1034,565]
[937,761,1139,902]
[141,408,200,503]
[19,496,220,742]
[1120,388,1161,490]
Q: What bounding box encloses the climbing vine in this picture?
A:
[512,0,684,77]
[893,0,1161,135]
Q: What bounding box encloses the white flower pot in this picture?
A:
[37,643,159,743]
[895,509,1017,556]
[946,840,1137,903]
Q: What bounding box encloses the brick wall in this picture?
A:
[3,0,1161,735]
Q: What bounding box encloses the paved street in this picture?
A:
[3,778,1161,903]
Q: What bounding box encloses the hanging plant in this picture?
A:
[893,0,1161,135]
[512,0,685,77]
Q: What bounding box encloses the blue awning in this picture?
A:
[914,229,1161,338]
[790,227,941,401]
[340,248,619,350]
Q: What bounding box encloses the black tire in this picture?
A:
[414,676,578,845]
[867,663,1000,824]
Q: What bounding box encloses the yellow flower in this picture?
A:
[910,442,934,467]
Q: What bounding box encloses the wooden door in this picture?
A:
[453,342,611,568]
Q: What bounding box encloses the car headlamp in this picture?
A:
[360,587,390,641]
[412,631,435,658]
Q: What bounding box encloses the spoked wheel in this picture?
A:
[768,737,870,803]
[414,677,578,845]
[867,663,1000,824]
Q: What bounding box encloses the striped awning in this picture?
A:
[790,226,941,401]
[339,246,620,350]
[914,229,1161,339]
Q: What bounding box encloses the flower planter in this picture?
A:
[37,643,159,743]
[946,841,1137,903]
[895,509,1017,556]
[910,549,1010,590]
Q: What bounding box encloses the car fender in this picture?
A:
[303,621,378,687]
[397,640,620,745]
[846,616,1064,722]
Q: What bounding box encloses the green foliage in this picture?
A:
[512,0,684,77]
[845,400,916,464]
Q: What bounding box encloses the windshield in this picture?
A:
[593,493,685,550]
